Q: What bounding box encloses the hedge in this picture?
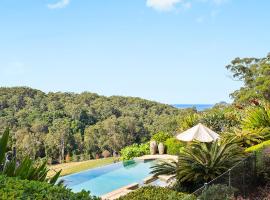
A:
[0,175,99,200]
[245,140,270,152]
[120,143,149,160]
[165,138,184,155]
[151,132,171,144]
[117,186,196,200]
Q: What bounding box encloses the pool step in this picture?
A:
[158,175,174,183]
[143,175,157,184]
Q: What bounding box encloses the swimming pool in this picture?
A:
[60,159,157,197]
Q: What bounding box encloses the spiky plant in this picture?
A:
[0,128,61,185]
[223,102,270,148]
[151,141,244,185]
[241,102,270,140]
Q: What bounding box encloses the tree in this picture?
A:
[48,118,71,163]
[226,53,270,103]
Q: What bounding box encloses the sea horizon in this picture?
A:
[172,104,214,111]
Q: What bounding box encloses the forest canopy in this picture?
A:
[0,87,184,163]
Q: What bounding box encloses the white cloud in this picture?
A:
[146,0,182,11]
[47,0,70,9]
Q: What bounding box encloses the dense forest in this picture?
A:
[0,87,189,163]
[1,53,269,165]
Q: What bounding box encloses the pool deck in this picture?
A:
[137,154,178,161]
[101,154,177,200]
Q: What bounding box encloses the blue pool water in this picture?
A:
[60,160,156,197]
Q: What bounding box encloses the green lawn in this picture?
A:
[48,157,116,177]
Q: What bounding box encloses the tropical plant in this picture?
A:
[0,128,61,185]
[151,141,244,186]
[223,128,265,148]
[241,102,270,142]
[223,102,270,148]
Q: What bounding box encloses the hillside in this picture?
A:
[0,87,184,163]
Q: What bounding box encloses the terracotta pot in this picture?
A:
[150,141,157,155]
[158,143,165,155]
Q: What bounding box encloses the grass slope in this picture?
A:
[48,157,116,177]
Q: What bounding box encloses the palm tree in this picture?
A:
[0,128,61,185]
[151,141,244,185]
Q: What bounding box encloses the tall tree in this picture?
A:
[226,53,270,103]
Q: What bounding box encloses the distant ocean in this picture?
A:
[172,104,214,111]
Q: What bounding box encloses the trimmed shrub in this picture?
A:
[117,186,196,200]
[165,138,184,155]
[0,175,99,200]
[120,143,150,160]
[245,140,270,152]
[198,184,237,200]
[151,132,171,144]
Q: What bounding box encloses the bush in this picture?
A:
[0,175,100,200]
[151,132,171,144]
[120,143,150,160]
[117,186,196,200]
[245,140,270,152]
[198,184,237,200]
[165,138,184,155]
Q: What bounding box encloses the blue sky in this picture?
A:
[0,0,269,104]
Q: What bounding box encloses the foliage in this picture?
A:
[226,53,270,103]
[255,150,270,185]
[198,184,237,200]
[0,128,61,185]
[221,102,270,148]
[151,132,171,144]
[165,138,184,155]
[0,87,183,163]
[223,128,265,148]
[151,141,244,190]
[151,159,178,178]
[177,141,244,183]
[178,113,199,132]
[0,175,99,200]
[120,143,149,160]
[241,102,270,143]
[245,140,270,152]
[117,186,196,200]
[201,106,240,133]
